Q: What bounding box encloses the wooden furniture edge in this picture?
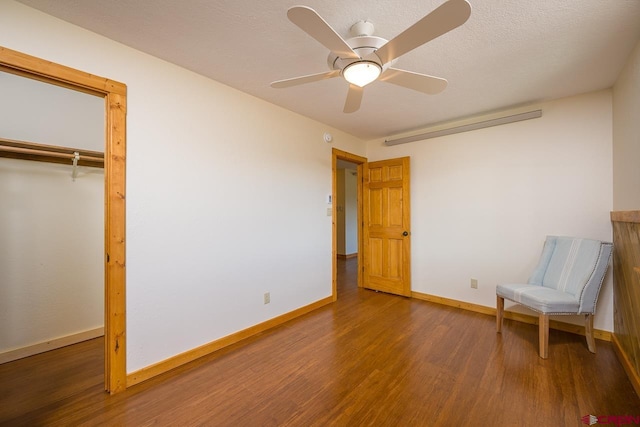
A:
[610,210,640,223]
[612,333,640,397]
[411,291,612,341]
[337,253,358,259]
[126,296,334,387]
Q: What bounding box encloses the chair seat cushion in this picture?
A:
[496,283,580,314]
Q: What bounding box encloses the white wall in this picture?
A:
[336,169,346,255]
[613,39,640,210]
[336,168,358,256]
[0,160,104,353]
[366,91,614,331]
[0,71,104,150]
[0,1,365,372]
[344,170,358,255]
[0,71,104,355]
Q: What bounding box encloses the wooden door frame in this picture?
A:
[332,148,367,299]
[0,46,127,394]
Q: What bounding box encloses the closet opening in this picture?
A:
[0,46,127,394]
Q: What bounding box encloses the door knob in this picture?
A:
[402,231,409,236]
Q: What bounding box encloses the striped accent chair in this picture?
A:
[496,236,613,358]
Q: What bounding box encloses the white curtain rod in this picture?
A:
[385,109,543,146]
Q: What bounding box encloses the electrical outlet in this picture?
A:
[264,292,270,304]
[470,278,478,289]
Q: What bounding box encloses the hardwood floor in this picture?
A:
[2,258,638,426]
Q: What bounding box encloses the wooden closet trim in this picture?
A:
[332,148,367,300]
[0,46,127,394]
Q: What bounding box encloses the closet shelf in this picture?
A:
[0,137,104,168]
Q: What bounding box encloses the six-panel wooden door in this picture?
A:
[363,157,411,296]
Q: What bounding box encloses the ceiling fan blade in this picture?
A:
[373,0,471,65]
[271,70,341,88]
[379,68,447,94]
[287,6,360,60]
[344,84,364,113]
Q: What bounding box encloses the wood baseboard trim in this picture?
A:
[127,296,334,387]
[411,291,611,341]
[0,327,104,364]
[612,333,640,397]
[337,253,358,259]
[412,292,496,316]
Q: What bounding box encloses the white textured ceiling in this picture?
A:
[16,0,640,140]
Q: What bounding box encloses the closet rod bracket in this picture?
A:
[72,151,79,181]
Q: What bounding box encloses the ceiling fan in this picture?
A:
[271,0,471,113]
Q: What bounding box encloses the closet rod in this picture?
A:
[0,145,104,163]
[0,137,104,168]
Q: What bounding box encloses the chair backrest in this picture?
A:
[527,236,613,313]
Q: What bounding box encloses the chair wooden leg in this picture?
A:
[585,314,596,353]
[496,295,504,333]
[539,313,549,359]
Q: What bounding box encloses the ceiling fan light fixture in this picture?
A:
[343,61,381,87]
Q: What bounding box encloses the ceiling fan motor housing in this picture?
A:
[327,36,393,74]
